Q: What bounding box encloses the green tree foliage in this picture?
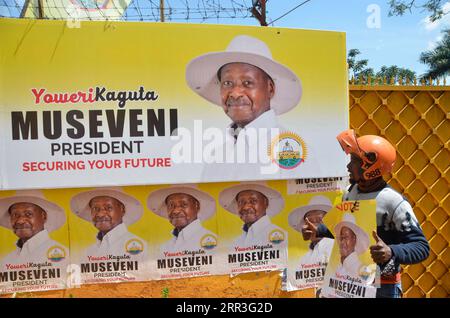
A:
[348,49,417,84]
[376,65,417,84]
[347,49,377,84]
[347,49,370,77]
[388,0,448,22]
[420,29,450,79]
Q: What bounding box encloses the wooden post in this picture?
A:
[38,0,44,18]
[251,0,268,26]
[160,0,164,22]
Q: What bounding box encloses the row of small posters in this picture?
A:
[0,179,378,297]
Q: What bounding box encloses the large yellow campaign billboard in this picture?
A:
[0,18,349,189]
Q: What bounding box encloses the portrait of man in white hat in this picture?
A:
[219,182,287,249]
[0,190,69,293]
[186,34,302,130]
[284,195,334,292]
[288,195,334,268]
[186,35,303,180]
[0,190,68,264]
[147,185,218,254]
[70,187,147,261]
[334,213,374,283]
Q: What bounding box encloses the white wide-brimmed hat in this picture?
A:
[0,190,66,233]
[334,213,370,255]
[186,35,302,115]
[218,181,284,217]
[70,187,143,226]
[288,195,333,232]
[147,184,216,221]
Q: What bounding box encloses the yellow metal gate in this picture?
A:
[349,84,449,298]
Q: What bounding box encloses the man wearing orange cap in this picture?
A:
[306,130,430,298]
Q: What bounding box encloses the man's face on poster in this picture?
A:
[338,226,357,260]
[219,63,275,127]
[89,196,125,234]
[9,202,47,241]
[166,193,200,231]
[236,190,268,227]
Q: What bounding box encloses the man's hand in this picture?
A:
[370,231,392,264]
[302,217,318,241]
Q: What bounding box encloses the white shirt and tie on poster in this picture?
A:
[158,219,216,254]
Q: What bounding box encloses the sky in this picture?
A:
[260,0,450,77]
[1,0,449,77]
[172,0,448,77]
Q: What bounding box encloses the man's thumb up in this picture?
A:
[372,230,381,243]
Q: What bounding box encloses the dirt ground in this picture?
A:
[1,271,315,298]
